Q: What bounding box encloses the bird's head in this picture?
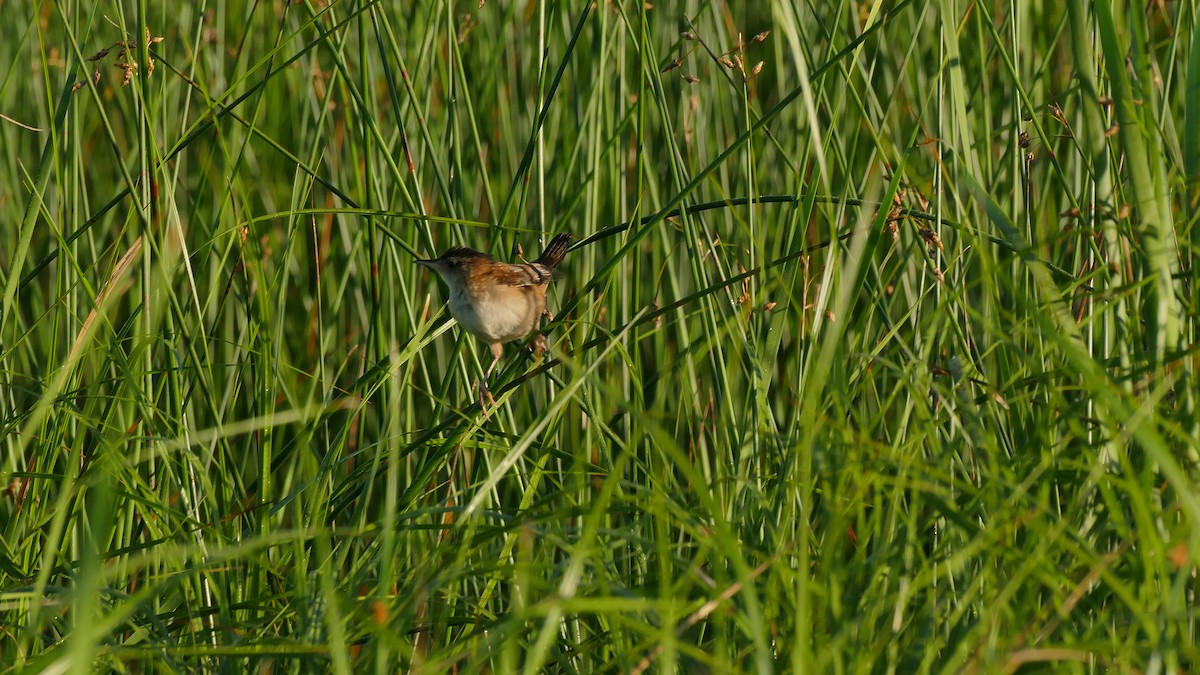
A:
[415,247,491,287]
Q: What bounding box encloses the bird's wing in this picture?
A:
[490,263,556,288]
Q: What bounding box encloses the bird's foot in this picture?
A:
[531,334,548,359]
[477,379,497,414]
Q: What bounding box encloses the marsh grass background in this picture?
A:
[1,0,1199,671]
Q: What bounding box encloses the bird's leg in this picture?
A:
[478,343,503,411]
[532,308,554,353]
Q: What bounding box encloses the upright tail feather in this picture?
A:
[535,233,575,270]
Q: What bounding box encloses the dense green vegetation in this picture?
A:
[2,0,1198,671]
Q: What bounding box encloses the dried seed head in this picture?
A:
[661,56,684,73]
[991,392,1010,410]
[1018,131,1031,148]
[752,30,770,43]
[719,56,735,69]
[736,265,753,305]
[681,31,696,40]
[681,74,699,83]
[458,13,477,43]
[751,61,764,76]
[763,301,777,312]
[885,216,900,242]
[918,226,944,251]
[121,62,135,86]
[1048,102,1066,125]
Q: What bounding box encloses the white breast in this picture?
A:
[448,286,538,343]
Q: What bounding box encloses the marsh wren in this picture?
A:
[416,233,575,407]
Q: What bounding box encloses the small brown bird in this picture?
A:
[416,233,575,407]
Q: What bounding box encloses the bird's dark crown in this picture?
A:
[437,247,491,266]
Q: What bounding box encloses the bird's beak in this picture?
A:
[414,259,436,269]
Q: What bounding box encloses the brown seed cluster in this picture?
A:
[74,27,165,91]
[665,26,770,85]
[885,179,946,281]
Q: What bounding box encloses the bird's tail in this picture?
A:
[535,233,575,270]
